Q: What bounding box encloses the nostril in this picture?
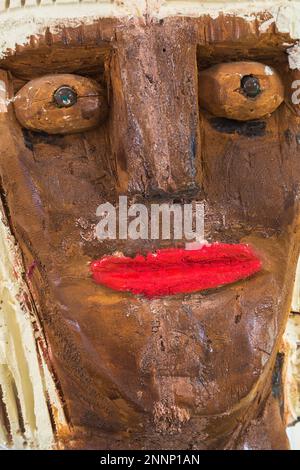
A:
[144,187,201,204]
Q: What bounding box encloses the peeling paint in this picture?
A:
[1,1,300,63]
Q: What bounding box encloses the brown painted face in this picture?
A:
[0,15,299,449]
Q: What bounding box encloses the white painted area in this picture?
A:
[259,16,276,33]
[158,0,300,41]
[0,132,67,448]
[292,258,300,312]
[0,80,7,113]
[287,42,300,70]
[284,315,300,428]
[264,66,274,76]
[287,422,300,450]
[0,1,300,60]
[158,1,283,19]
[0,80,13,111]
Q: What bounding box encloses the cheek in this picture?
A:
[20,128,114,209]
[199,107,299,227]
[6,127,117,268]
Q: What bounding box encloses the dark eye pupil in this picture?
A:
[241,75,261,98]
[53,86,77,108]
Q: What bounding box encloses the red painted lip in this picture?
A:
[90,243,262,298]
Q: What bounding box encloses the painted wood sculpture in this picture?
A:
[1,0,300,450]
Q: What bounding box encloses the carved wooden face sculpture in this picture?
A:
[1,2,300,450]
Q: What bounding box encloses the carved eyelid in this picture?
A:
[13,74,108,135]
[198,61,284,121]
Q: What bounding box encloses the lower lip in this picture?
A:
[90,243,262,298]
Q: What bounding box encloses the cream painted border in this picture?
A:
[0,200,67,449]
[0,1,300,61]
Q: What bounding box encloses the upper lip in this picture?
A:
[90,243,262,299]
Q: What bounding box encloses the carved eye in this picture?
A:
[53,86,77,108]
[13,74,108,135]
[199,62,284,121]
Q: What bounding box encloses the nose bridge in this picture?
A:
[109,25,201,195]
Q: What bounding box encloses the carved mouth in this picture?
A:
[90,243,262,298]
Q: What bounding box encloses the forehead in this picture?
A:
[0,0,299,44]
[0,0,299,79]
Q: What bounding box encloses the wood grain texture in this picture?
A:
[0,15,299,450]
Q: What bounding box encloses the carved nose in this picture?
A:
[109,26,201,195]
